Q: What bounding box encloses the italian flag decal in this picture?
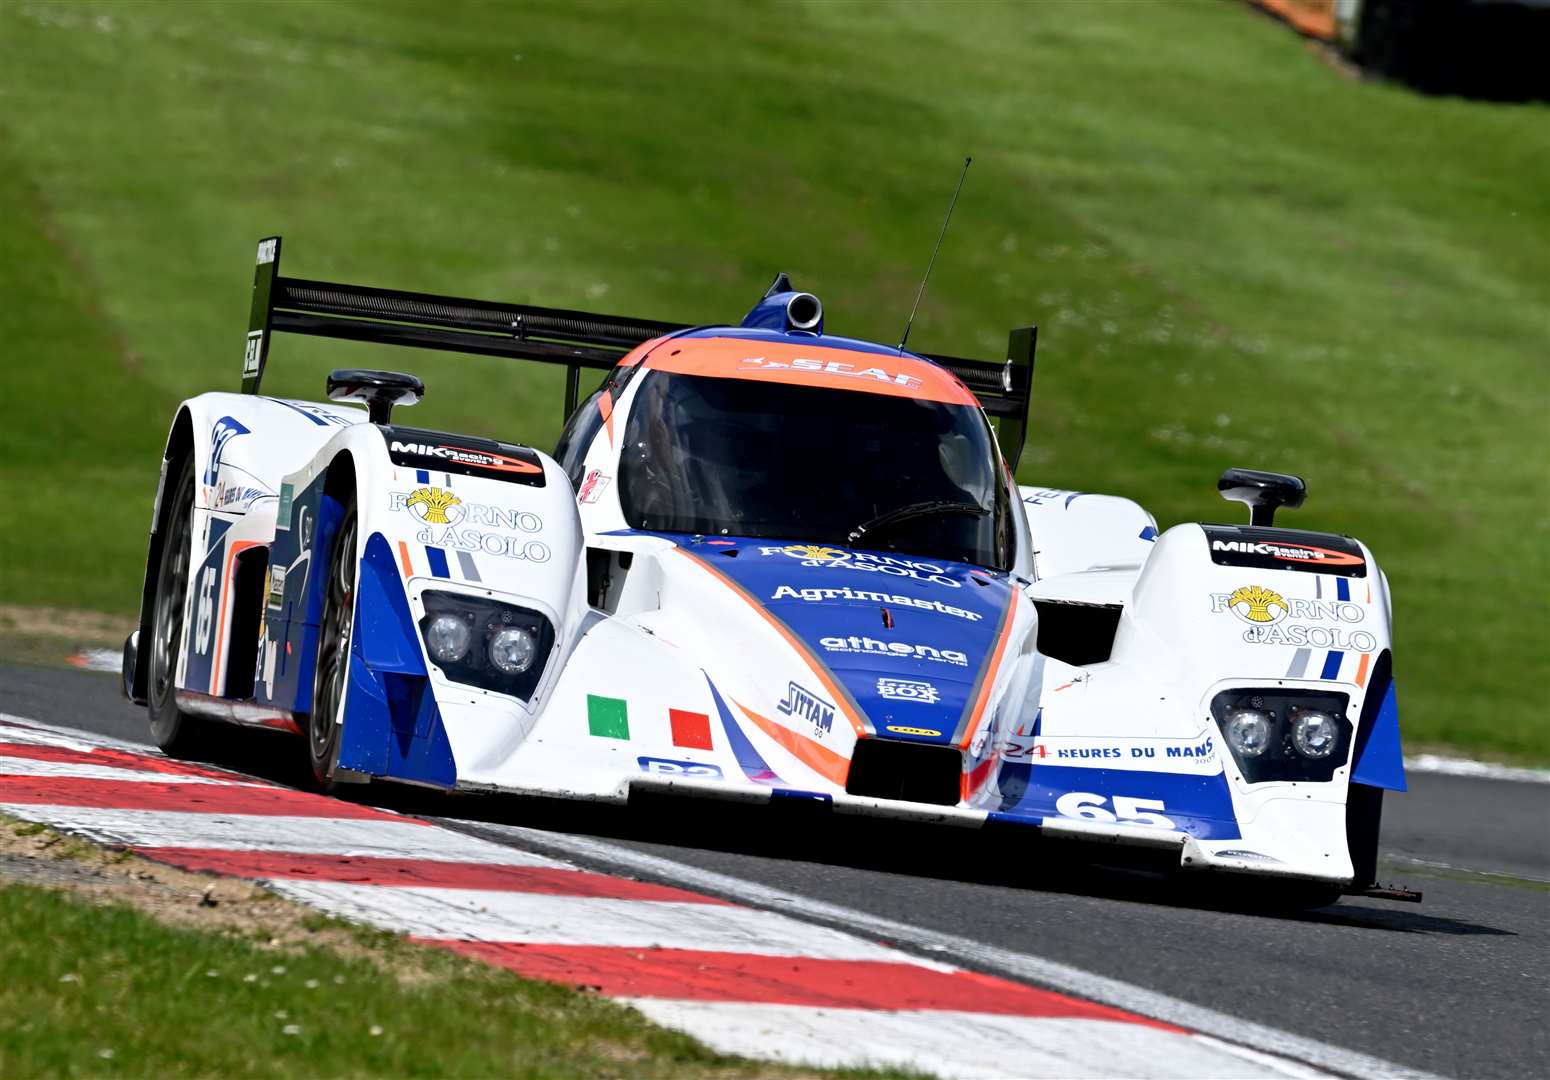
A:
[587,695,714,750]
[586,695,630,740]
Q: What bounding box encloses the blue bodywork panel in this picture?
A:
[1352,675,1407,792]
[335,532,456,787]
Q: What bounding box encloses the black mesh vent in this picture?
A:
[846,738,962,806]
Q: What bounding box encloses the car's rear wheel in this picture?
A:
[147,456,208,757]
[308,505,356,789]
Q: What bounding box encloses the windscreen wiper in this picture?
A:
[846,500,988,546]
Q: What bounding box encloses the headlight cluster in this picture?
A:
[417,590,554,701]
[1210,688,1352,783]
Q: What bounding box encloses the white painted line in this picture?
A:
[1384,854,1550,886]
[270,880,926,962]
[452,820,1443,1080]
[0,715,155,754]
[0,757,246,785]
[67,648,123,674]
[0,805,561,866]
[1404,754,1548,785]
[626,1002,1324,1080]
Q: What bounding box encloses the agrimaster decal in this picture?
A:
[1201,525,1366,578]
[379,425,546,486]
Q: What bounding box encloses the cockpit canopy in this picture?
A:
[613,358,1013,571]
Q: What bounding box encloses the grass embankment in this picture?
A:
[0,1,1544,758]
[0,817,897,1078]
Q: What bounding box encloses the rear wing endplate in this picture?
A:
[242,236,1036,469]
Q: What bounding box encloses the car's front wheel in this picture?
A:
[147,456,208,757]
[308,504,356,789]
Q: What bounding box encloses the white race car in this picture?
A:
[122,237,1411,904]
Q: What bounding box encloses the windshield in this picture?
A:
[619,371,1012,570]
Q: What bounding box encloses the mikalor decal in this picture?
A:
[389,489,549,564]
[380,427,546,487]
[1210,584,1376,651]
[776,681,834,736]
[391,440,540,474]
[876,677,939,704]
[819,635,968,666]
[1202,525,1366,577]
[760,544,960,588]
[770,585,982,622]
[739,356,922,389]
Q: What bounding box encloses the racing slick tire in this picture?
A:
[307,501,356,790]
[1347,781,1385,889]
[146,456,210,758]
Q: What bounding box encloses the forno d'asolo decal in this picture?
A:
[389,489,550,563]
[760,543,961,587]
[1210,585,1376,651]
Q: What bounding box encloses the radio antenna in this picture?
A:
[898,155,971,354]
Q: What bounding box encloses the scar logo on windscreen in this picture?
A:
[776,681,834,736]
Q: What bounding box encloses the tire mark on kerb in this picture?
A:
[443,818,1447,1080]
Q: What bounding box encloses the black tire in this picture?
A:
[307,504,357,789]
[147,456,208,757]
[1347,781,1385,889]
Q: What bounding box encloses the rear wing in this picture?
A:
[242,236,1036,469]
[920,329,1035,472]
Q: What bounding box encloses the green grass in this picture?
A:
[0,0,1544,759]
[0,881,900,1077]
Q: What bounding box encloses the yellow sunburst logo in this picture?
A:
[781,544,847,562]
[1228,584,1288,624]
[406,486,462,525]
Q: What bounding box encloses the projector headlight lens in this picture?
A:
[1223,708,1273,758]
[417,591,554,701]
[425,614,471,664]
[1291,709,1340,759]
[488,626,537,674]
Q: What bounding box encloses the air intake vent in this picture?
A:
[845,738,962,806]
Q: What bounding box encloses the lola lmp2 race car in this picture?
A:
[121,237,1410,903]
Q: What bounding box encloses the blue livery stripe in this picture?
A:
[998,764,1241,840]
[425,546,450,579]
[704,673,782,785]
[1336,578,1350,601]
[1320,650,1344,680]
[415,469,430,484]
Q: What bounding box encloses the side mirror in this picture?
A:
[327,369,424,425]
[1218,467,1306,527]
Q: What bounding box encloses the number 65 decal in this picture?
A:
[1054,791,1176,830]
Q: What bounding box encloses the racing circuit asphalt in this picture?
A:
[3,661,1546,1080]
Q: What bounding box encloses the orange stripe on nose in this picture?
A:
[672,548,867,739]
[958,592,1018,750]
[733,699,851,788]
[396,540,414,578]
[1354,652,1371,688]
